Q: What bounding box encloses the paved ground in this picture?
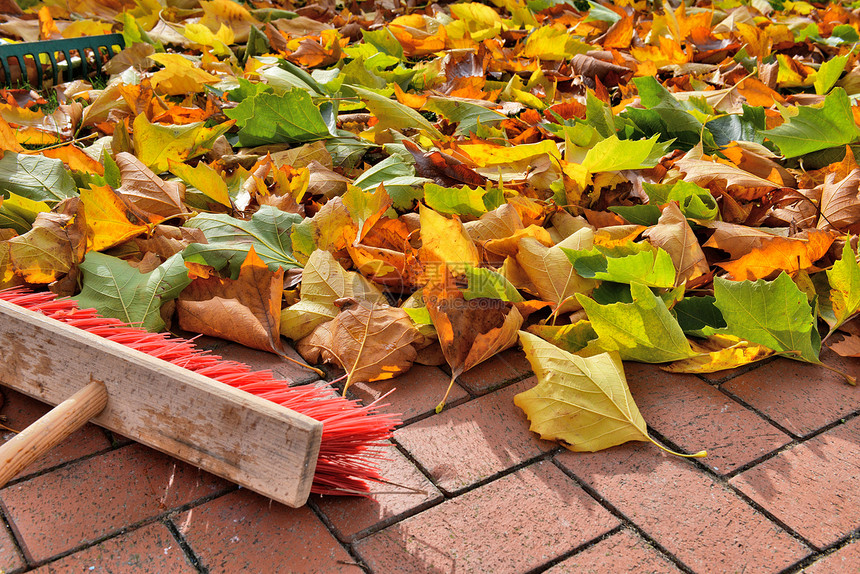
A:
[0,339,858,573]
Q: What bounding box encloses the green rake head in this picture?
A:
[0,34,125,88]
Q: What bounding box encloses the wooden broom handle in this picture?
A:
[0,380,108,487]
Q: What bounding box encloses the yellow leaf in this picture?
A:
[170,161,232,207]
[148,53,220,96]
[661,335,774,374]
[457,140,560,168]
[183,22,234,57]
[419,204,480,278]
[132,114,233,173]
[516,331,706,456]
[80,185,154,251]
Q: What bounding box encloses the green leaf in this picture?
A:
[224,88,334,147]
[424,183,488,218]
[581,135,667,173]
[763,88,860,158]
[423,96,506,137]
[706,105,766,147]
[0,192,49,234]
[577,282,695,362]
[826,241,860,332]
[608,205,663,226]
[347,84,443,140]
[585,90,616,138]
[0,153,77,203]
[353,154,429,210]
[527,320,597,353]
[642,180,719,221]
[361,28,404,59]
[342,184,392,243]
[815,55,849,95]
[183,205,304,277]
[75,252,191,332]
[563,242,676,288]
[714,273,821,363]
[673,295,726,338]
[463,265,524,302]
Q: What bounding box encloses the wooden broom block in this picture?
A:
[0,299,323,508]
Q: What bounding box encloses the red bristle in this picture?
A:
[0,287,400,496]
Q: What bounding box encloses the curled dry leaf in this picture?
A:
[425,284,523,410]
[115,152,189,219]
[296,297,424,392]
[177,246,285,354]
[642,202,709,286]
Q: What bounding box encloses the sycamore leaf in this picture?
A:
[115,152,188,220]
[7,198,87,284]
[675,146,782,191]
[342,185,392,246]
[0,152,77,203]
[183,205,304,277]
[515,332,705,456]
[419,204,480,278]
[581,135,667,173]
[642,202,711,286]
[462,265,524,302]
[79,184,154,252]
[515,228,597,313]
[527,320,598,354]
[642,180,719,221]
[563,241,676,288]
[661,334,774,374]
[425,286,523,410]
[716,230,834,281]
[296,298,423,392]
[225,88,334,147]
[0,192,49,234]
[148,52,220,95]
[577,282,695,363]
[132,115,233,173]
[347,84,443,141]
[75,251,191,332]
[763,88,860,158]
[826,241,860,333]
[177,247,285,354]
[673,295,726,338]
[714,273,821,363]
[815,54,848,95]
[818,166,860,233]
[280,249,387,341]
[169,161,232,208]
[424,182,488,218]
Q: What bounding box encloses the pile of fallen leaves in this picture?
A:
[1,0,859,457]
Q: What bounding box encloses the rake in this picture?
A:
[0,34,125,88]
[0,287,400,507]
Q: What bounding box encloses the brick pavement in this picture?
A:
[0,342,858,573]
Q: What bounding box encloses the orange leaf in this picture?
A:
[717,230,835,281]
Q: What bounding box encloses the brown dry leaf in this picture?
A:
[464,203,524,264]
[703,221,788,258]
[642,202,709,286]
[348,217,420,290]
[133,225,207,260]
[717,229,835,280]
[295,298,423,391]
[676,145,781,194]
[7,198,87,284]
[515,229,597,314]
[176,246,285,354]
[818,167,860,233]
[828,333,860,357]
[115,152,189,219]
[424,285,523,410]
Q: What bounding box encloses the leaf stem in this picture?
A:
[435,375,457,413]
[647,435,707,458]
[817,361,857,386]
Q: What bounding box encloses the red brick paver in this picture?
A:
[0,522,24,573]
[803,539,860,573]
[730,416,860,549]
[556,442,811,573]
[313,442,443,542]
[0,443,228,562]
[454,348,532,395]
[354,461,619,574]
[173,489,362,573]
[545,529,682,574]
[393,377,555,493]
[350,364,469,424]
[625,363,791,474]
[1,389,111,479]
[721,349,860,436]
[32,523,195,573]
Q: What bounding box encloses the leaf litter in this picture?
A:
[1,0,859,458]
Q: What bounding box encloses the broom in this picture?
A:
[0,286,400,498]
